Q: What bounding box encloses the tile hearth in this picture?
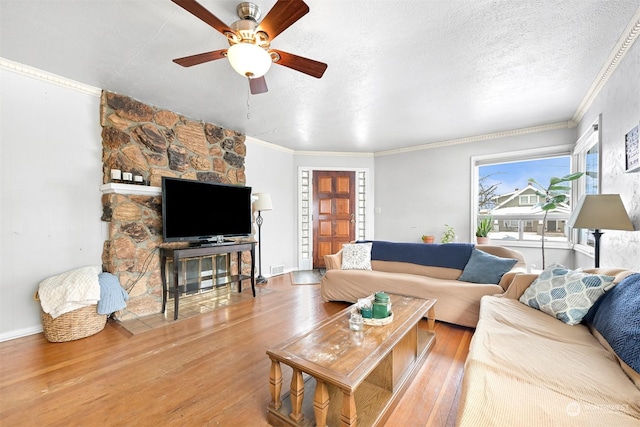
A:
[116,284,271,335]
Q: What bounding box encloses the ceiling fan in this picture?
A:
[170,0,328,94]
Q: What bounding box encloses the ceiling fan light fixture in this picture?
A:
[227,42,272,78]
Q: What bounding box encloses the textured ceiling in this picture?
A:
[1,0,639,152]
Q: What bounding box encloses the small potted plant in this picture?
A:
[441,224,456,243]
[421,234,435,244]
[476,216,493,244]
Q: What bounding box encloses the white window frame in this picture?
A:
[571,116,602,255]
[518,194,539,205]
[470,145,575,247]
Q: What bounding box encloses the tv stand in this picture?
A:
[160,241,256,320]
[190,240,235,248]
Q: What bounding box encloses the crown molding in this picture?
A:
[373,121,571,157]
[571,6,640,123]
[245,136,295,154]
[251,123,571,158]
[246,136,374,157]
[294,150,374,158]
[0,57,101,97]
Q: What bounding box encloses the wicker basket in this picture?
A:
[351,306,394,326]
[362,311,394,326]
[35,293,107,342]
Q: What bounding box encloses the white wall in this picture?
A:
[373,128,578,267]
[0,68,103,340]
[293,152,375,171]
[244,139,297,276]
[574,38,640,271]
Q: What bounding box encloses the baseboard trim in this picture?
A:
[0,325,43,343]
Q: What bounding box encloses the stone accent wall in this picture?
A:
[100,91,248,320]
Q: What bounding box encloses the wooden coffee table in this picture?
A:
[266,294,436,427]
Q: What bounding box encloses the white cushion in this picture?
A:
[341,243,372,270]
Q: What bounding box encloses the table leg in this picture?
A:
[314,379,329,427]
[427,305,436,333]
[250,244,256,297]
[237,251,242,293]
[269,359,282,410]
[160,254,167,313]
[340,391,357,426]
[289,368,304,423]
[172,253,180,320]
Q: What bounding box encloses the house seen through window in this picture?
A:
[477,156,572,243]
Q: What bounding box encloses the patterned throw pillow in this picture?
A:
[519,263,615,325]
[341,243,373,270]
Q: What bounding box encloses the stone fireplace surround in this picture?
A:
[100,91,250,321]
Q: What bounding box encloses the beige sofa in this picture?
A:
[457,269,640,426]
[321,243,526,328]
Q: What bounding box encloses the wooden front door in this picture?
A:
[313,171,356,268]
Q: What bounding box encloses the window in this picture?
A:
[572,118,601,248]
[473,145,575,244]
[518,195,539,205]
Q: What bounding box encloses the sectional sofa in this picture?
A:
[320,241,526,328]
[457,267,640,426]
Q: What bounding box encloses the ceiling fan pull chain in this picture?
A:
[246,87,251,120]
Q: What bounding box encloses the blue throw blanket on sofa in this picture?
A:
[359,240,474,270]
[590,272,640,373]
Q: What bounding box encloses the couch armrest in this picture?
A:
[499,273,539,300]
[497,267,526,291]
[324,250,342,270]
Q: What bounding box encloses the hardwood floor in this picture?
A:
[0,273,473,427]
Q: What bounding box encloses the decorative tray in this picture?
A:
[362,311,393,326]
[351,306,394,326]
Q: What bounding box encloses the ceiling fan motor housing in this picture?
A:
[236,2,261,22]
[229,19,268,46]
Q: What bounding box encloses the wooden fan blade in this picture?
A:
[173,49,227,67]
[271,49,327,78]
[249,76,268,94]
[171,0,234,35]
[257,0,309,41]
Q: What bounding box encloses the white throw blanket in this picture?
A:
[38,266,102,319]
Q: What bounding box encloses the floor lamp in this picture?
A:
[567,194,634,268]
[253,193,273,284]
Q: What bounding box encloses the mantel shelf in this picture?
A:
[99,183,161,196]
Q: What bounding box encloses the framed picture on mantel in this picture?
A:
[625,123,640,173]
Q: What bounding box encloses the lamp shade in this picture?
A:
[567,194,634,231]
[253,193,273,211]
[227,43,272,78]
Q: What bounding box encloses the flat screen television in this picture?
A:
[161,177,252,244]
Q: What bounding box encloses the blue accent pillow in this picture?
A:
[519,263,615,325]
[457,248,518,284]
[591,273,640,374]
